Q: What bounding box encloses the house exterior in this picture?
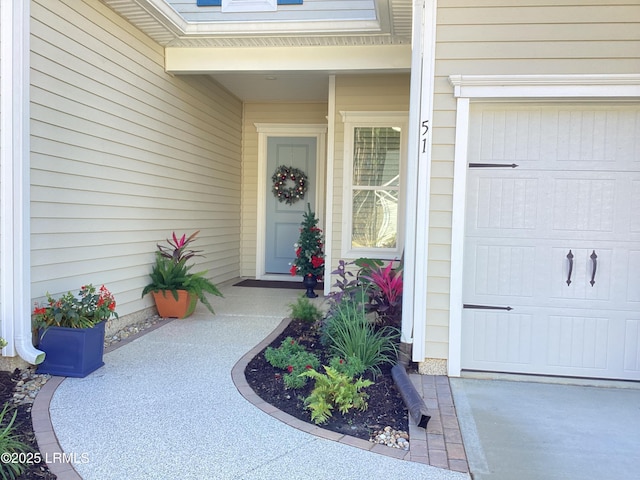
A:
[1,0,639,381]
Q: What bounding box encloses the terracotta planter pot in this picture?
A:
[152,290,197,318]
[37,321,106,378]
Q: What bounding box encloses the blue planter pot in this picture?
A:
[37,321,106,378]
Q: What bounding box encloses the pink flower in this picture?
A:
[287,365,294,373]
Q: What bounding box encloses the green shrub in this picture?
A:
[282,351,321,389]
[0,403,32,480]
[324,300,399,377]
[329,355,366,378]
[288,295,323,323]
[264,337,305,369]
[301,366,374,424]
[264,337,319,389]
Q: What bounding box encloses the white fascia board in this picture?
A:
[187,20,383,35]
[165,45,411,73]
[449,74,640,99]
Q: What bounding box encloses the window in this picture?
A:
[341,112,408,259]
[197,0,302,6]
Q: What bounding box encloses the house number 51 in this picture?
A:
[420,120,429,153]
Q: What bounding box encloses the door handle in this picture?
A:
[590,250,597,286]
[566,250,574,286]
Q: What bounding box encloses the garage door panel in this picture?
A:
[472,106,640,171]
[463,311,533,366]
[467,172,631,241]
[462,103,639,381]
[467,244,536,298]
[556,109,627,165]
[631,180,640,234]
[463,308,639,380]
[551,178,615,233]
[627,251,640,303]
[624,318,640,373]
[547,314,610,370]
[470,176,539,231]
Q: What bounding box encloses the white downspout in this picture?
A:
[1,0,45,364]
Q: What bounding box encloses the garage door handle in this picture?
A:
[590,250,597,286]
[566,250,574,286]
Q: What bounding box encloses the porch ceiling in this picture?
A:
[101,0,413,101]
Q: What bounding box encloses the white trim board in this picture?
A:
[447,74,640,377]
[449,74,640,99]
[404,0,438,361]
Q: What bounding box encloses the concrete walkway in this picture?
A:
[451,376,640,480]
[33,282,470,480]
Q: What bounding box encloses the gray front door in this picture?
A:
[265,136,317,274]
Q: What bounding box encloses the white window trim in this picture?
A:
[340,111,408,260]
[447,73,640,377]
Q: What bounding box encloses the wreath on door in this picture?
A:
[271,165,308,205]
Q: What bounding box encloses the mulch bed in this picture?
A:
[244,318,409,440]
[0,370,56,479]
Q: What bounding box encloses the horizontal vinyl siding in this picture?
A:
[240,103,327,278]
[424,0,640,360]
[30,0,243,315]
[332,74,410,276]
[436,0,640,74]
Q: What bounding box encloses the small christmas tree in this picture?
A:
[290,204,325,279]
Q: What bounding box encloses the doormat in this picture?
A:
[233,279,324,290]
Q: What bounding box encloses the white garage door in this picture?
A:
[462,104,640,381]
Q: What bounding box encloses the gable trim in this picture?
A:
[449,74,640,99]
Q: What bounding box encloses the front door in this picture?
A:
[265,136,317,274]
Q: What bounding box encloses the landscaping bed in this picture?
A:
[244,318,409,442]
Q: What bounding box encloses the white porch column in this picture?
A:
[1,0,45,364]
[402,0,438,362]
